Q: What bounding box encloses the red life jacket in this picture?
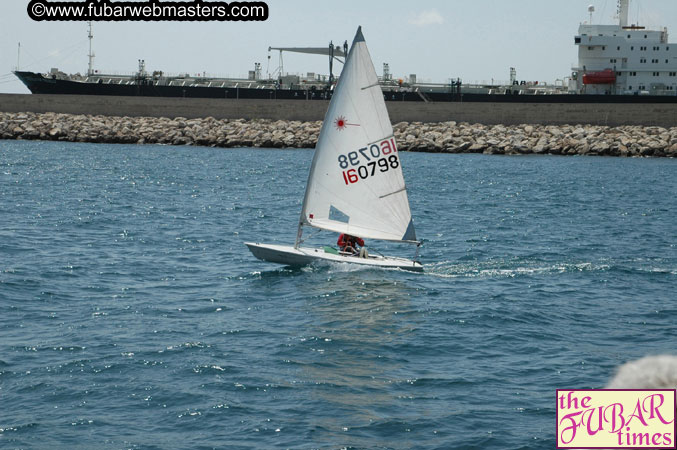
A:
[337,234,364,250]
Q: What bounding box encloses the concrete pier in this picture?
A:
[2,93,677,127]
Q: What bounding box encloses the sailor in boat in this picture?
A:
[337,234,368,259]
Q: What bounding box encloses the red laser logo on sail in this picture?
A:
[334,116,359,131]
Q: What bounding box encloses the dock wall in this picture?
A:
[1,93,677,127]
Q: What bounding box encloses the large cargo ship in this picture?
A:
[13,0,677,103]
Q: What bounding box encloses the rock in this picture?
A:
[533,141,548,153]
[393,122,409,132]
[455,142,472,152]
[548,127,564,137]
[591,141,609,153]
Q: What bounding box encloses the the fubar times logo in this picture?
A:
[557,389,676,448]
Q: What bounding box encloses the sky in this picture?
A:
[2,0,677,93]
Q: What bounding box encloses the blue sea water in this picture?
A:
[0,139,675,449]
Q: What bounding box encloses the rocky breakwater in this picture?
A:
[2,111,677,157]
[394,122,677,157]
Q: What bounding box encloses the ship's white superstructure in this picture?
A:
[571,0,677,95]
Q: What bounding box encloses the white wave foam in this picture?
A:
[424,260,610,279]
[607,355,677,389]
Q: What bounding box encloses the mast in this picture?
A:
[87,21,95,76]
[618,0,629,27]
[328,41,334,89]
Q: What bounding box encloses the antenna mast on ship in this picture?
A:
[618,0,629,27]
[87,21,95,76]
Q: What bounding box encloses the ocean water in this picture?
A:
[1,139,675,449]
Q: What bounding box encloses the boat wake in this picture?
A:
[240,256,675,280]
[422,259,611,279]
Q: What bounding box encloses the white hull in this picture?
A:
[245,242,423,272]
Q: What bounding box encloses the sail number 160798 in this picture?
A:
[338,138,399,185]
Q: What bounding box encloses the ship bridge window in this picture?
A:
[640,58,647,63]
[602,46,606,50]
[644,34,648,38]
[653,72,660,76]
[670,72,677,76]
[575,37,581,44]
[617,46,621,51]
[631,46,634,50]
[627,34,631,39]
[630,72,637,76]
[588,46,594,50]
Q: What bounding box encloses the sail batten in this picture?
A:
[298,27,417,244]
[361,82,381,90]
[379,187,407,199]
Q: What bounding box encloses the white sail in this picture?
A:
[299,27,417,243]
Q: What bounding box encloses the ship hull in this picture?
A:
[14,71,677,103]
[14,71,324,100]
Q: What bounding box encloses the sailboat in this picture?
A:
[245,27,422,272]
